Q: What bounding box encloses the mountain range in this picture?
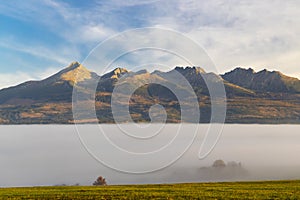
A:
[0,61,300,124]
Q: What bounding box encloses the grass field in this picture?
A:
[0,180,300,199]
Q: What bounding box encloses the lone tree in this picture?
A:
[93,176,107,186]
[212,159,226,168]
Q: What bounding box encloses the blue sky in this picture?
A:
[0,0,300,88]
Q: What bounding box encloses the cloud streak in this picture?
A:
[0,67,61,89]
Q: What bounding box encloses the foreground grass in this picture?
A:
[0,180,300,200]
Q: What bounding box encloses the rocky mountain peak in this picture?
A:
[59,62,92,84]
[222,67,300,93]
[229,67,255,74]
[101,67,129,79]
[174,66,206,74]
[1,62,300,124]
[66,61,81,70]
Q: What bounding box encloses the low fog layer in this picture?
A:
[0,125,300,187]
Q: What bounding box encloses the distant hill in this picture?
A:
[0,62,300,124]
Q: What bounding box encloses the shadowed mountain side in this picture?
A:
[222,67,300,93]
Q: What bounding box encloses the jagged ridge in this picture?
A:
[222,67,300,93]
[0,62,300,124]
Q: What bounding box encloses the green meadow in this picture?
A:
[0,180,299,199]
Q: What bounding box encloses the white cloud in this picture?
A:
[0,66,63,89]
[0,72,33,89]
[82,28,217,76]
[1,0,300,88]
[144,0,300,78]
[0,39,77,65]
[0,0,115,49]
[69,24,115,44]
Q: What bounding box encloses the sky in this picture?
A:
[0,0,300,89]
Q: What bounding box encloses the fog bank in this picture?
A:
[0,124,299,187]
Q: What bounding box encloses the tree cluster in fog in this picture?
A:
[198,159,248,181]
[93,176,107,186]
[212,159,242,168]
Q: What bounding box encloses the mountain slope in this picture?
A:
[0,62,99,105]
[152,66,254,97]
[222,67,300,93]
[96,67,129,92]
[0,62,300,124]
